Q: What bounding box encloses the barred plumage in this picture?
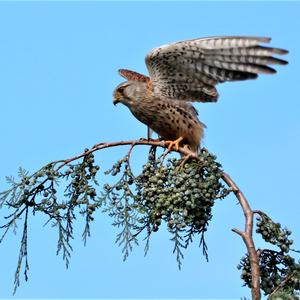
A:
[146,36,288,102]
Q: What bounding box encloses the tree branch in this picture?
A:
[222,172,261,300]
[50,139,262,300]
[4,138,262,298]
[52,139,198,171]
[269,270,296,298]
[48,139,262,300]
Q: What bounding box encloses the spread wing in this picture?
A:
[145,36,288,102]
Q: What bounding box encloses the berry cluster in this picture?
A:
[135,151,228,234]
[238,215,300,297]
[256,214,293,253]
[238,251,300,296]
[101,148,231,265]
[64,151,100,204]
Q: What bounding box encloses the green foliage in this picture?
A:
[99,147,231,268]
[0,151,101,293]
[256,214,294,253]
[0,146,230,293]
[238,214,300,298]
[2,143,298,299]
[269,289,300,300]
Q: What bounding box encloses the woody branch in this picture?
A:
[221,173,261,300]
[37,138,262,299]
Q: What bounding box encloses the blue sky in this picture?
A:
[0,1,299,299]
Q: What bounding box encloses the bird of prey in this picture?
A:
[113,36,288,153]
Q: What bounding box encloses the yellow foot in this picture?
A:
[165,137,184,152]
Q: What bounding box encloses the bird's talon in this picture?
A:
[165,137,184,152]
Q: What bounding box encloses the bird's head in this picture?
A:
[113,81,147,107]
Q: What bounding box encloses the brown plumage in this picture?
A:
[113,36,288,153]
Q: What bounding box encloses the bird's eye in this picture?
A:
[117,86,125,94]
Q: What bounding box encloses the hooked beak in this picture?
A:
[113,91,122,106]
[113,98,120,106]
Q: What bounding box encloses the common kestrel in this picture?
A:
[113,36,288,153]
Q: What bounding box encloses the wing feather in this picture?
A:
[145,36,288,102]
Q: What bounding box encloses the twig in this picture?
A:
[269,270,296,298]
[222,172,261,300]
[127,142,136,160]
[126,142,137,173]
[253,210,268,218]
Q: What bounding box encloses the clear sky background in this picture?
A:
[0,1,299,299]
